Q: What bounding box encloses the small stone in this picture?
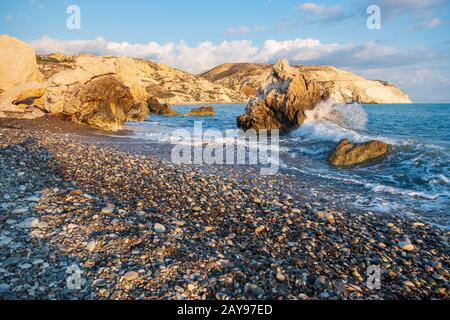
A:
[12,208,29,214]
[192,206,202,212]
[67,224,78,230]
[19,263,32,270]
[25,196,40,202]
[17,217,39,229]
[399,239,415,252]
[38,222,48,229]
[245,283,265,297]
[154,223,166,233]
[291,208,301,214]
[204,226,214,232]
[101,206,114,214]
[0,284,11,293]
[123,271,139,281]
[0,236,12,246]
[315,211,335,224]
[3,194,11,200]
[187,283,196,291]
[276,273,286,282]
[86,241,97,252]
[404,281,416,288]
[18,185,27,191]
[93,279,107,287]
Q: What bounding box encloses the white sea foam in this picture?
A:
[292,99,397,145]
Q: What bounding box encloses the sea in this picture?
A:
[121,102,450,229]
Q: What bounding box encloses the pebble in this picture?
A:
[154,223,166,233]
[245,284,265,297]
[276,273,286,282]
[399,238,416,252]
[17,217,39,229]
[12,208,29,215]
[123,271,139,281]
[0,236,12,246]
[0,284,11,293]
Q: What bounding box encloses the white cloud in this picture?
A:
[296,2,342,15]
[425,18,442,28]
[30,36,434,74]
[226,26,268,35]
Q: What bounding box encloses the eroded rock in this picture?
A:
[329,139,389,167]
[237,59,328,132]
[186,106,216,117]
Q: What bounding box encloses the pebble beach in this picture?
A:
[0,118,449,300]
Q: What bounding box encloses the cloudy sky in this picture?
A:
[1,0,449,102]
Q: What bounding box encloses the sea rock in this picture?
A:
[147,96,178,116]
[237,59,328,132]
[186,106,216,117]
[329,139,389,167]
[0,35,44,92]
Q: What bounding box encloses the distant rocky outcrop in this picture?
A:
[147,96,178,116]
[186,106,216,117]
[237,60,328,132]
[38,53,246,106]
[329,139,389,167]
[201,62,412,104]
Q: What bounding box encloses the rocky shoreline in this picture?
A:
[0,121,448,300]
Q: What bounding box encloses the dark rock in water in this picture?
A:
[147,96,178,116]
[186,106,216,117]
[329,139,389,167]
[237,59,328,132]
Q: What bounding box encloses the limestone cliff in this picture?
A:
[201,63,412,104]
[38,53,246,105]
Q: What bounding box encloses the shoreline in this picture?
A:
[0,118,449,300]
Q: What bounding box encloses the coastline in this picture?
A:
[0,118,448,300]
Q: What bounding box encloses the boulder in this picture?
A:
[46,75,135,131]
[147,96,178,116]
[0,82,47,119]
[329,139,389,167]
[237,59,328,132]
[186,106,216,117]
[0,35,44,92]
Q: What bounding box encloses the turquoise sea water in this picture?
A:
[125,103,450,228]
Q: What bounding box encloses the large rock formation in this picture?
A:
[0,35,44,92]
[329,139,389,167]
[201,62,412,104]
[237,60,328,132]
[38,53,246,105]
[46,75,135,131]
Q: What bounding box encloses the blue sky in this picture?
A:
[1,0,450,102]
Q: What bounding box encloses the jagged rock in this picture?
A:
[329,139,389,167]
[186,106,216,117]
[201,62,411,104]
[147,96,178,116]
[0,35,44,92]
[237,59,328,132]
[46,75,135,131]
